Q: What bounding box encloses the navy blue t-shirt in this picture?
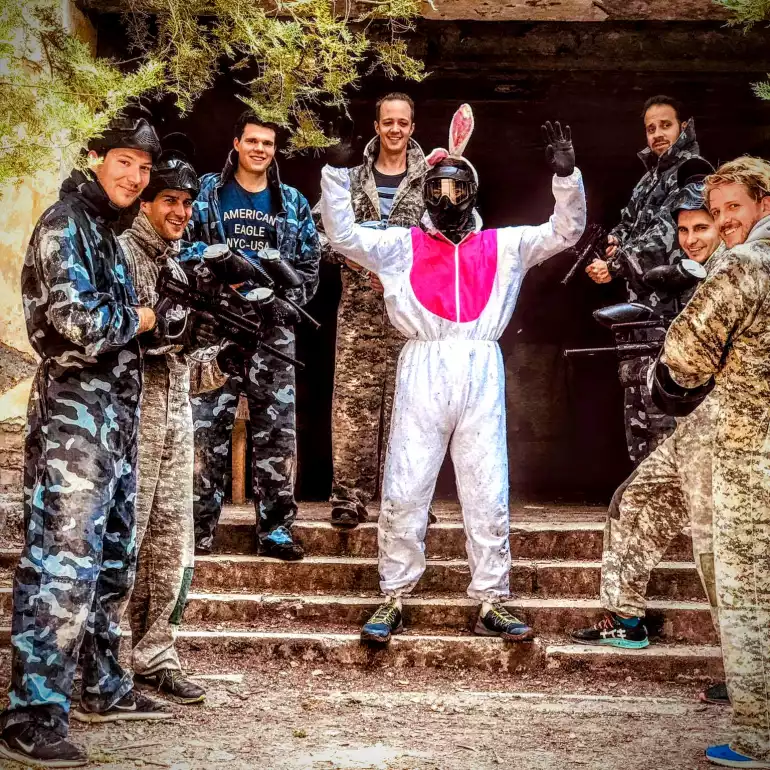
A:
[219,179,277,259]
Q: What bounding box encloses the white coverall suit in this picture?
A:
[320,165,586,601]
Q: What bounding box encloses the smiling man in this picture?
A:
[0,108,169,769]
[661,156,770,767]
[188,111,320,559]
[585,95,710,466]
[317,92,428,530]
[114,149,219,707]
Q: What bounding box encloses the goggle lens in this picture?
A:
[425,178,472,205]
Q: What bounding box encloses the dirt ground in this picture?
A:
[0,650,731,770]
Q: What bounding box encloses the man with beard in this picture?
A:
[189,111,320,559]
[662,157,770,768]
[320,105,585,644]
[319,93,428,529]
[586,95,710,465]
[0,109,171,769]
[117,148,221,706]
[570,166,726,654]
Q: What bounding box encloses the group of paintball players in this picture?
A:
[1,88,770,769]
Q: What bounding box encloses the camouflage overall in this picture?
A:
[188,150,319,548]
[192,327,297,548]
[118,212,204,676]
[316,137,427,515]
[2,170,143,737]
[609,120,707,464]
[663,220,770,761]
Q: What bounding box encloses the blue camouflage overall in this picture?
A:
[1,170,143,737]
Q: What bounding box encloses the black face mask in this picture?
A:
[425,193,477,243]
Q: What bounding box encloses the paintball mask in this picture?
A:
[423,158,478,241]
[88,104,161,161]
[670,157,715,220]
[141,150,200,202]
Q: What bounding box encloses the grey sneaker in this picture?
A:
[136,669,206,704]
[71,689,173,723]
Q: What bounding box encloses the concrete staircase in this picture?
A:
[0,501,723,681]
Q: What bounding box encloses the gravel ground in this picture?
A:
[0,650,732,770]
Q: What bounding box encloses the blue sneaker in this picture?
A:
[706,745,770,767]
[259,526,304,561]
[570,613,649,649]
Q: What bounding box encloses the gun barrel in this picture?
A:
[284,297,321,330]
[564,342,662,358]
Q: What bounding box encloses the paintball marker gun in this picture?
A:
[156,244,306,369]
[563,259,707,360]
[561,224,608,285]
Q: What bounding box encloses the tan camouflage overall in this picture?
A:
[601,247,728,626]
[119,212,225,675]
[316,137,427,515]
[663,218,770,761]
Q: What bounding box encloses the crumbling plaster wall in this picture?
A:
[0,2,96,520]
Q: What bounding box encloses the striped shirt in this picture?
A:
[373,167,407,221]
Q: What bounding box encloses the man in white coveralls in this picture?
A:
[320,104,586,644]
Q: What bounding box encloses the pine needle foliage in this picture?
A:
[714,0,770,100]
[123,0,427,153]
[0,0,426,189]
[0,0,165,189]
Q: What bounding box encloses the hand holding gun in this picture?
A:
[561,224,609,285]
[155,245,305,369]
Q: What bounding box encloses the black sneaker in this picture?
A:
[331,502,369,529]
[570,613,649,649]
[71,689,173,723]
[136,669,206,705]
[258,526,304,560]
[195,536,213,555]
[0,723,87,768]
[361,601,403,645]
[474,606,535,641]
[700,682,730,705]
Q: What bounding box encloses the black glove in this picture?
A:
[542,120,575,177]
[216,344,246,377]
[187,311,221,350]
[140,311,168,346]
[324,115,362,168]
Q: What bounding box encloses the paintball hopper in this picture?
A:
[202,243,273,287]
[257,248,303,289]
[593,302,654,329]
[643,259,706,296]
[650,350,715,417]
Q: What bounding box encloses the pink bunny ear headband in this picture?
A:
[425,103,479,183]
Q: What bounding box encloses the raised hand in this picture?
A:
[542,120,575,177]
[324,115,362,169]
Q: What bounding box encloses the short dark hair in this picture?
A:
[234,110,280,141]
[641,95,685,123]
[375,93,415,122]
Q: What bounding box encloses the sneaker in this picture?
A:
[570,613,649,649]
[136,669,206,705]
[331,504,364,529]
[195,537,213,555]
[706,744,770,767]
[0,723,87,768]
[473,606,535,641]
[71,689,173,723]
[700,682,730,705]
[361,601,403,645]
[258,526,304,560]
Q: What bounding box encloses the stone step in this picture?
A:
[184,593,717,644]
[172,628,723,680]
[212,517,695,561]
[191,555,707,601]
[545,643,724,681]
